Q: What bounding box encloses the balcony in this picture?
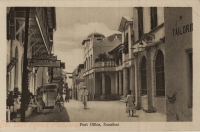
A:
[12,7,56,55]
[94,61,117,72]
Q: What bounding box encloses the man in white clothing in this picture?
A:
[81,86,88,109]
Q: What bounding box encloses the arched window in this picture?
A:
[91,55,93,68]
[14,47,18,87]
[141,56,147,95]
[85,58,87,71]
[123,33,129,54]
[155,50,165,96]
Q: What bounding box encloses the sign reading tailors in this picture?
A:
[29,60,61,67]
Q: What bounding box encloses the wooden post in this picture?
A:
[20,7,30,122]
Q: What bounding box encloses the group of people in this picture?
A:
[80,86,137,117]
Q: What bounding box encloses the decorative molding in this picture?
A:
[132,23,164,46]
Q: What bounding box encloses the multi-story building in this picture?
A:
[164,7,192,121]
[6,7,56,120]
[82,33,122,100]
[106,7,193,121]
[131,7,166,113]
[72,64,85,101]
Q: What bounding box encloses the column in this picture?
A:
[123,68,128,97]
[102,72,105,94]
[146,47,155,112]
[130,65,135,97]
[93,71,95,100]
[134,54,141,110]
[115,72,119,94]
[118,71,122,95]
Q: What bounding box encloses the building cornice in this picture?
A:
[132,23,164,46]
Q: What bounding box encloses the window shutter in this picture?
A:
[7,14,10,40]
[10,9,15,40]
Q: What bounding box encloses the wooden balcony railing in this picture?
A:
[35,7,50,52]
[95,61,116,68]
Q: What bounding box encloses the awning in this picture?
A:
[40,83,59,92]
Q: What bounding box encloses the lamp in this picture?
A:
[137,41,146,52]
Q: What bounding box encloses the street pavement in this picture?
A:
[26,105,70,122]
[66,100,166,122]
[26,99,166,122]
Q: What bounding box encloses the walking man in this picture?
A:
[81,86,88,109]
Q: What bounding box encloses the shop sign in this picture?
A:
[173,23,193,36]
[32,54,57,60]
[7,58,18,72]
[29,59,61,67]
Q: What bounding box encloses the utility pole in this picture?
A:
[20,7,30,122]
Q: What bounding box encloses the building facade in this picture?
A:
[164,7,192,121]
[82,33,122,100]
[72,64,85,101]
[6,7,57,120]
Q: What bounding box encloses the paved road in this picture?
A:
[26,99,166,122]
[26,105,70,122]
[66,100,166,122]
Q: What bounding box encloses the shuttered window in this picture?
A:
[150,7,158,30]
[137,7,143,39]
[155,50,165,96]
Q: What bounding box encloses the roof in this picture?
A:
[108,44,122,55]
[123,16,133,22]
[118,16,133,32]
[82,39,90,45]
[87,32,105,39]
[107,33,122,42]
[40,83,59,92]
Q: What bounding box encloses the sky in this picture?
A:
[53,7,133,73]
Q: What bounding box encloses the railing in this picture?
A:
[95,61,116,68]
[35,7,50,51]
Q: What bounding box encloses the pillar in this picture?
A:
[123,68,128,97]
[134,53,141,110]
[115,72,119,94]
[118,71,122,95]
[145,47,155,112]
[93,72,96,94]
[130,65,135,97]
[102,72,105,94]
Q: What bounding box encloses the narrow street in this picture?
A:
[26,99,166,122]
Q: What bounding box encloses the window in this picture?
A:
[137,7,143,39]
[141,56,147,95]
[123,33,129,54]
[150,7,158,30]
[155,50,165,96]
[91,55,93,68]
[188,52,193,108]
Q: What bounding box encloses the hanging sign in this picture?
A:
[29,59,61,67]
[32,54,57,60]
[7,58,18,72]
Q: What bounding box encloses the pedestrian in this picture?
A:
[63,92,66,102]
[37,95,45,113]
[125,90,136,117]
[55,93,62,108]
[65,89,70,103]
[81,86,88,109]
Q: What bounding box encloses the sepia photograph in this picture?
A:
[2,0,200,131]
